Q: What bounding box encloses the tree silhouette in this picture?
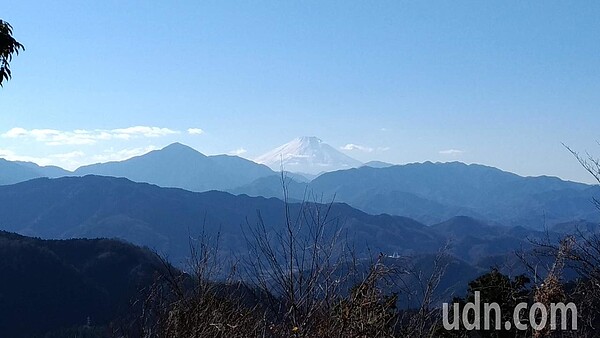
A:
[0,20,24,86]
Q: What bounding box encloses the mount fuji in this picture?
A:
[254,136,362,175]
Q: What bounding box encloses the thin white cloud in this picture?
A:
[228,147,247,156]
[2,127,28,138]
[2,126,180,146]
[340,143,374,153]
[439,149,465,155]
[0,148,53,165]
[0,146,159,171]
[50,151,86,160]
[92,146,159,163]
[112,126,178,137]
[187,128,204,135]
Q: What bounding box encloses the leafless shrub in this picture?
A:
[242,171,354,335]
[127,171,450,338]
[398,244,451,338]
[516,145,600,337]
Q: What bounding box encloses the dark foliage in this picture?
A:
[436,269,533,338]
[0,231,171,337]
[0,20,24,86]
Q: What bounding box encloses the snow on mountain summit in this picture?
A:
[255,136,362,175]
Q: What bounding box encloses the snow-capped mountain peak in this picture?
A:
[255,136,362,175]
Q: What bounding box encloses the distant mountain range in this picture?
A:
[0,228,484,335]
[255,136,362,175]
[234,161,600,227]
[0,158,70,185]
[0,175,444,266]
[0,142,309,191]
[0,175,579,266]
[310,162,600,226]
[1,141,599,228]
[0,137,367,187]
[1,140,598,336]
[74,142,276,191]
[0,175,595,330]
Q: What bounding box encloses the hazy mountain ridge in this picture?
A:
[0,175,446,265]
[74,142,275,191]
[2,143,599,229]
[1,143,279,191]
[232,161,599,226]
[0,175,594,336]
[0,175,581,266]
[300,161,600,227]
[0,158,71,185]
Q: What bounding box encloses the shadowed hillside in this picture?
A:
[0,175,444,266]
[0,231,170,337]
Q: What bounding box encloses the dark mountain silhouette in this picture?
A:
[0,176,578,336]
[0,231,170,337]
[6,149,598,231]
[0,230,484,336]
[0,176,568,267]
[74,142,275,191]
[0,175,444,266]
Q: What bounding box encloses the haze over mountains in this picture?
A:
[233,161,600,227]
[1,140,599,230]
[0,175,570,270]
[0,138,360,190]
[0,158,70,185]
[308,162,600,226]
[75,142,275,191]
[0,145,599,335]
[0,175,443,265]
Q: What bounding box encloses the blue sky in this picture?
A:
[1,1,599,182]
